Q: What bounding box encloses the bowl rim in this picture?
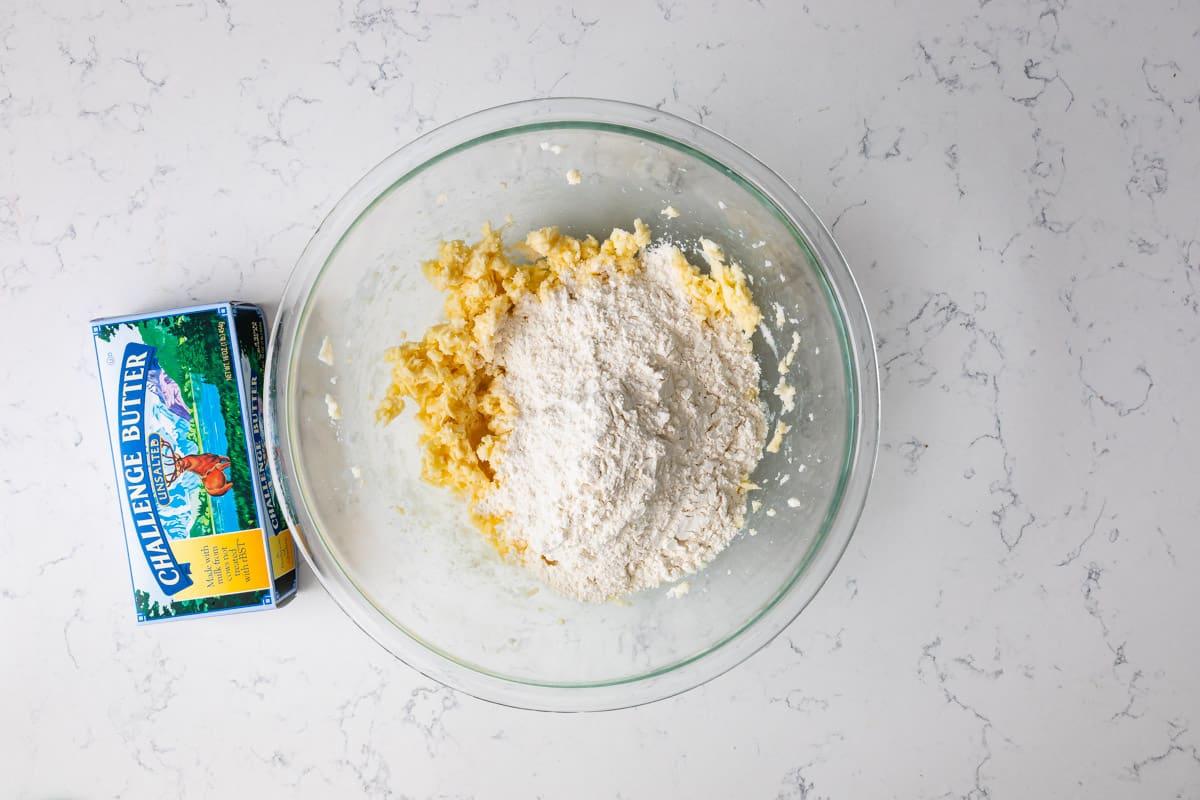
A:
[265,96,880,712]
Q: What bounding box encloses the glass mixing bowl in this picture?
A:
[266,98,879,711]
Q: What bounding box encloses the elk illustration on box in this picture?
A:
[174,453,233,497]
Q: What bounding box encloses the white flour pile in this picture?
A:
[476,246,767,602]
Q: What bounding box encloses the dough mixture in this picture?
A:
[377,221,767,602]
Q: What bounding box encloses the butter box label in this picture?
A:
[92,302,297,623]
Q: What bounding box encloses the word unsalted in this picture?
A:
[92,302,297,623]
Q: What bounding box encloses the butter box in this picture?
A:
[91,303,297,623]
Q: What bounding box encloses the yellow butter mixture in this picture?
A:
[376,220,760,555]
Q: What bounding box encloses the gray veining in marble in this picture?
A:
[2,0,1198,797]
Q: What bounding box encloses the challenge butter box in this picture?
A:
[91,303,297,622]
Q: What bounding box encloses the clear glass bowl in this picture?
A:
[265,98,879,711]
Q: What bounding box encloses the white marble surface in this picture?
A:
[3,0,1199,796]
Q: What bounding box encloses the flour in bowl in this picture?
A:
[379,222,767,602]
[476,244,766,602]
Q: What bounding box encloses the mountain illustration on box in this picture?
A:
[148,365,191,421]
[142,353,241,538]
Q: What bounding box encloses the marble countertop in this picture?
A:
[4,0,1199,796]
